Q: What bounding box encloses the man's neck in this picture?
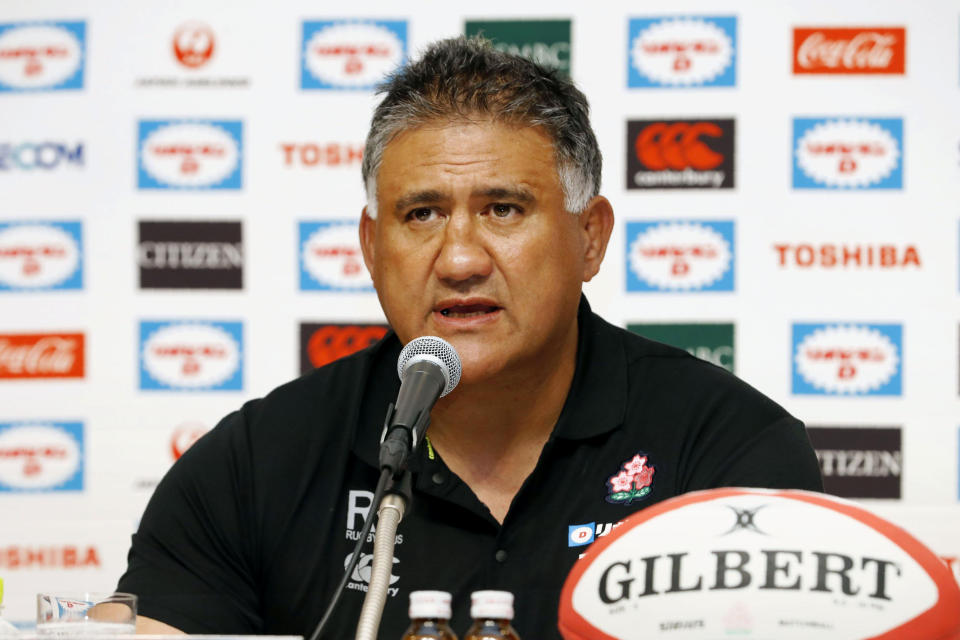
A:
[424,319,579,522]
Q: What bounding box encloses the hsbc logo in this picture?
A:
[0,21,85,92]
[793,117,903,189]
[626,119,734,189]
[301,20,406,90]
[626,220,734,292]
[0,422,83,492]
[793,28,905,75]
[628,16,736,88]
[299,221,372,291]
[139,320,243,391]
[793,323,902,396]
[0,221,83,291]
[138,119,243,190]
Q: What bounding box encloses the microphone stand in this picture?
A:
[354,471,412,640]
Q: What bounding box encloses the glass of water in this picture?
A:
[36,593,136,635]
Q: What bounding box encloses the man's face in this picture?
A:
[360,118,607,385]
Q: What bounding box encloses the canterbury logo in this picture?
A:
[635,122,724,170]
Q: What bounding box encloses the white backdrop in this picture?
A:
[0,0,958,626]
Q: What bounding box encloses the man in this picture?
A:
[119,37,821,639]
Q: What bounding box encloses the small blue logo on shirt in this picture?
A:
[568,523,596,547]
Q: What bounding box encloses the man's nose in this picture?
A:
[434,212,493,284]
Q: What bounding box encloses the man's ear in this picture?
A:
[579,196,614,282]
[359,207,377,284]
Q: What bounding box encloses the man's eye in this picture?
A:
[490,203,521,218]
[407,208,436,222]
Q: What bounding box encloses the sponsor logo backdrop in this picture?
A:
[0,0,958,623]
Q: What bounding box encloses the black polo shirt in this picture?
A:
[118,298,822,640]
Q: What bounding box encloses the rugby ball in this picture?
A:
[558,488,960,640]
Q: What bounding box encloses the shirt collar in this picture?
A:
[350,295,627,469]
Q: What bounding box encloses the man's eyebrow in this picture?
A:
[393,186,536,213]
[475,186,536,203]
[394,190,447,213]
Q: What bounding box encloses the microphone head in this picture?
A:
[397,336,462,398]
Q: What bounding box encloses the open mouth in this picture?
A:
[438,303,501,318]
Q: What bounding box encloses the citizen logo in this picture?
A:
[138,221,242,289]
[806,427,902,499]
[817,450,901,478]
[138,242,241,269]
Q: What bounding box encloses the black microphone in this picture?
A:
[379,336,461,474]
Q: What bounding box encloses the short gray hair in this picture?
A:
[362,36,602,218]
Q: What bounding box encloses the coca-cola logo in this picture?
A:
[0,22,85,91]
[299,221,372,291]
[0,333,84,379]
[140,321,243,391]
[626,221,734,292]
[138,120,242,190]
[793,324,902,395]
[794,118,902,189]
[0,422,83,492]
[0,222,83,290]
[301,20,406,89]
[173,22,215,68]
[628,17,736,87]
[794,28,905,74]
[171,422,208,459]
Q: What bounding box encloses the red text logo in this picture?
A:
[0,333,84,379]
[794,28,905,74]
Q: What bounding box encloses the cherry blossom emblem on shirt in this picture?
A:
[606,453,656,505]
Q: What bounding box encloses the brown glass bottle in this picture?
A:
[401,591,457,640]
[463,591,520,640]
